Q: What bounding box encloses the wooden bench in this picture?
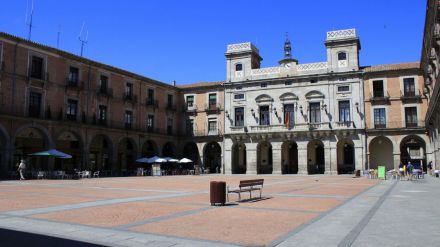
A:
[227,179,264,202]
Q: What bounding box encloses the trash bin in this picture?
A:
[210,181,226,206]
[355,170,361,177]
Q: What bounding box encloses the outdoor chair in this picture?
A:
[37,171,45,179]
[93,171,100,178]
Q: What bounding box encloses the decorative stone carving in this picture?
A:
[297,62,328,72]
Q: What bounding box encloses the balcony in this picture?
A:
[400,90,422,102]
[187,128,222,137]
[183,104,197,113]
[124,122,132,130]
[374,123,386,129]
[165,103,177,112]
[335,121,354,128]
[65,78,82,90]
[97,87,113,97]
[145,98,159,108]
[370,91,390,104]
[205,103,222,113]
[123,93,138,103]
[0,61,4,76]
[371,120,425,130]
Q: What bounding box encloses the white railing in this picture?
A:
[251,67,280,76]
[227,42,259,53]
[297,62,328,72]
[326,29,356,40]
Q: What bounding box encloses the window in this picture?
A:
[125,110,133,129]
[405,107,418,127]
[235,107,244,127]
[208,119,218,134]
[373,108,386,128]
[235,86,242,90]
[409,147,421,157]
[68,67,79,85]
[167,94,173,108]
[261,82,267,88]
[66,99,78,121]
[125,83,133,99]
[338,52,347,60]
[372,80,384,98]
[337,85,350,93]
[259,105,270,125]
[29,92,42,118]
[30,56,44,79]
[310,79,317,83]
[186,119,194,135]
[147,88,154,105]
[209,93,217,108]
[235,63,243,71]
[147,114,154,132]
[285,81,292,86]
[186,95,194,107]
[338,101,350,122]
[167,118,173,135]
[309,102,321,123]
[100,75,108,93]
[403,78,416,96]
[284,104,295,128]
[234,93,245,100]
[98,105,107,125]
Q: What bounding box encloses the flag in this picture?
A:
[285,111,289,127]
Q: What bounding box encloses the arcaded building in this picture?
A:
[223,29,366,175]
[363,63,430,171]
[0,32,223,178]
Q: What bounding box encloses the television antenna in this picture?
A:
[57,25,61,49]
[25,0,35,40]
[78,21,88,57]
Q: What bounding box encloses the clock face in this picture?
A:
[284,63,292,69]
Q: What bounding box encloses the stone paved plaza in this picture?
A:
[0,175,439,246]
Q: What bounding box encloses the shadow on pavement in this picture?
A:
[0,228,105,247]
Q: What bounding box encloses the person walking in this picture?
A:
[399,162,405,179]
[428,161,433,176]
[407,161,414,181]
[18,160,26,180]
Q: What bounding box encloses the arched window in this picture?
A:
[235,63,243,71]
[338,52,347,61]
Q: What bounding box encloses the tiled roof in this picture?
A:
[178,81,224,89]
[362,62,420,72]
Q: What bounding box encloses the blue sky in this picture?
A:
[0,0,426,84]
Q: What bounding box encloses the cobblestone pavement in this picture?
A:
[0,175,392,246]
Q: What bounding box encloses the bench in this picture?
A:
[227,179,264,202]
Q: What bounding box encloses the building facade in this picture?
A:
[363,63,430,171]
[421,0,440,170]
[223,29,366,175]
[0,32,223,178]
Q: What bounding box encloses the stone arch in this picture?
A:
[257,141,272,174]
[88,134,113,172]
[54,130,84,172]
[203,142,221,173]
[282,141,298,174]
[337,138,355,174]
[183,142,199,164]
[307,139,325,174]
[0,123,10,178]
[255,94,274,103]
[117,137,138,174]
[232,142,246,174]
[141,140,159,157]
[400,135,427,171]
[13,125,52,171]
[162,142,176,157]
[279,92,298,101]
[369,136,393,170]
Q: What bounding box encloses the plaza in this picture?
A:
[0,175,439,246]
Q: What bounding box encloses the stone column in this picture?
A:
[297,142,308,175]
[393,153,401,171]
[224,139,233,174]
[246,142,257,175]
[324,146,333,175]
[355,146,364,171]
[272,142,282,175]
[327,146,337,175]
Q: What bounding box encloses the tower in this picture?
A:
[325,29,361,72]
[225,42,262,82]
[278,33,298,69]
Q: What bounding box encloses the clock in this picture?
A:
[284,63,292,69]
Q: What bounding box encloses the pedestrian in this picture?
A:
[18,159,26,180]
[428,161,433,176]
[407,161,414,181]
[399,162,404,179]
